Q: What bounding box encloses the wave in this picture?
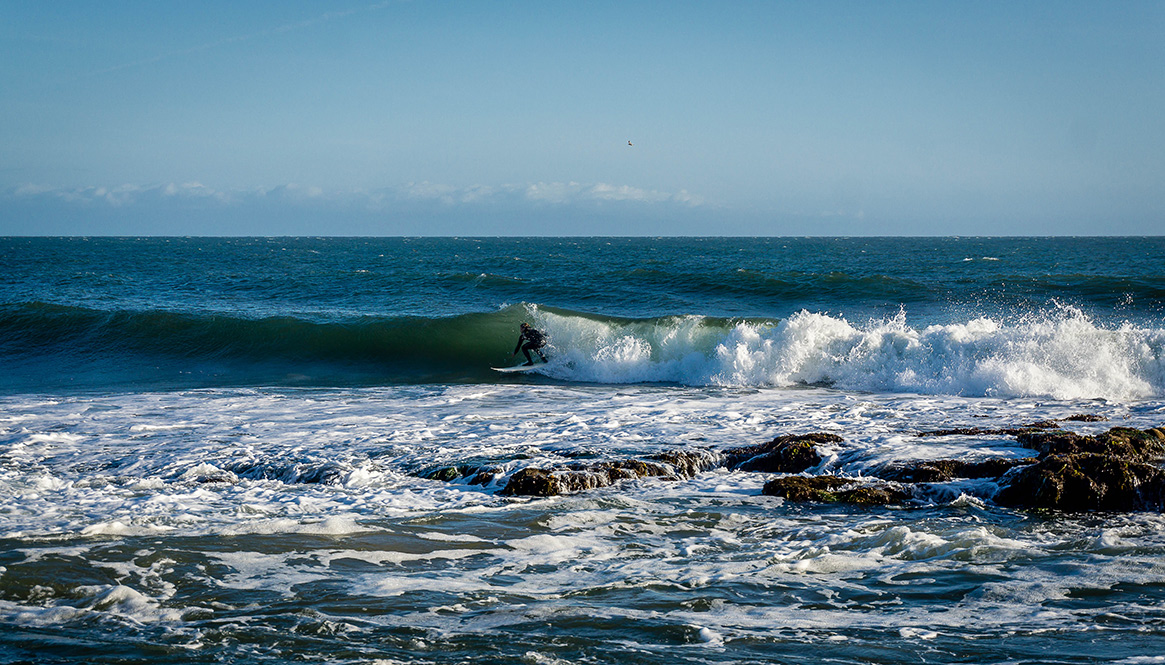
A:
[0,302,531,388]
[534,305,1165,400]
[2,302,1163,400]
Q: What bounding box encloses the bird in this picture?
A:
[627,140,633,146]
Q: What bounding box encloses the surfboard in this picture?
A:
[492,364,541,373]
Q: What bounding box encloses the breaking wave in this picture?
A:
[1,302,1162,399]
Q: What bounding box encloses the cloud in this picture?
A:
[0,180,709,235]
[2,180,702,210]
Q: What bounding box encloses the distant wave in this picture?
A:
[2,302,1163,399]
[614,268,934,303]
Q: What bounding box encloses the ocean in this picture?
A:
[2,236,1165,664]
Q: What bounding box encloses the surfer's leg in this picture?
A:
[522,344,534,365]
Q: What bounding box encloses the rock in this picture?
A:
[916,421,1059,438]
[1016,427,1165,463]
[499,459,674,497]
[649,449,721,478]
[1062,414,1108,422]
[420,464,498,486]
[724,432,841,473]
[995,453,1165,511]
[500,468,603,497]
[761,475,911,506]
[878,458,1032,483]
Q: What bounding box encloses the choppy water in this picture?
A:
[2,237,1165,664]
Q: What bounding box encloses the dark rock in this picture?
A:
[1016,427,1165,462]
[1062,414,1108,422]
[724,432,841,473]
[500,468,603,497]
[649,449,721,478]
[761,475,848,502]
[916,421,1060,438]
[499,459,675,497]
[995,453,1165,511]
[878,458,1032,483]
[420,464,499,486]
[761,475,911,506]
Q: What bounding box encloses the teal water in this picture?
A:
[2,237,1163,391]
[2,237,1165,664]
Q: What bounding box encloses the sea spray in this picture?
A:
[533,305,1165,399]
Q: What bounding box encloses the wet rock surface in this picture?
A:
[994,427,1165,511]
[417,419,1165,512]
[995,453,1165,511]
[722,432,840,473]
[761,475,912,505]
[1015,427,1165,462]
[878,458,1031,484]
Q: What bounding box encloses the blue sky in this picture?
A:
[1,1,1162,235]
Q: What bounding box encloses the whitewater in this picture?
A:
[2,236,1165,664]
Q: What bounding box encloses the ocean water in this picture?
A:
[2,236,1165,664]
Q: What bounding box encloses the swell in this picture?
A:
[0,302,536,388]
[614,268,934,303]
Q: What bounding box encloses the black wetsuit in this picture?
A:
[513,327,548,365]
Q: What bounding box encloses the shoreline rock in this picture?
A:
[878,458,1031,484]
[993,427,1165,511]
[762,475,912,506]
[418,423,1165,513]
[722,432,841,473]
[995,453,1165,511]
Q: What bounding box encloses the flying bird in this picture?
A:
[627,140,633,146]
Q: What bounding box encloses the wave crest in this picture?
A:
[536,306,1165,400]
[2,302,1161,399]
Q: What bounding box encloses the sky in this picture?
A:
[1,1,1163,236]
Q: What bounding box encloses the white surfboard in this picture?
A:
[492,364,541,373]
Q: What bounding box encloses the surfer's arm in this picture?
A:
[513,335,523,355]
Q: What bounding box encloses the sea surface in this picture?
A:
[2,236,1165,664]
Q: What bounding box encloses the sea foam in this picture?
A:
[535,306,1165,400]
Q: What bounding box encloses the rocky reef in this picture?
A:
[416,417,1165,513]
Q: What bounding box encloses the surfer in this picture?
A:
[513,322,548,366]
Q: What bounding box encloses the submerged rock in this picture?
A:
[762,475,911,506]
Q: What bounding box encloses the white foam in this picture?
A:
[3,383,1165,656]
[532,306,1165,400]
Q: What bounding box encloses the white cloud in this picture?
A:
[3,180,704,211]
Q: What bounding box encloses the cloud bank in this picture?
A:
[1,181,709,236]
